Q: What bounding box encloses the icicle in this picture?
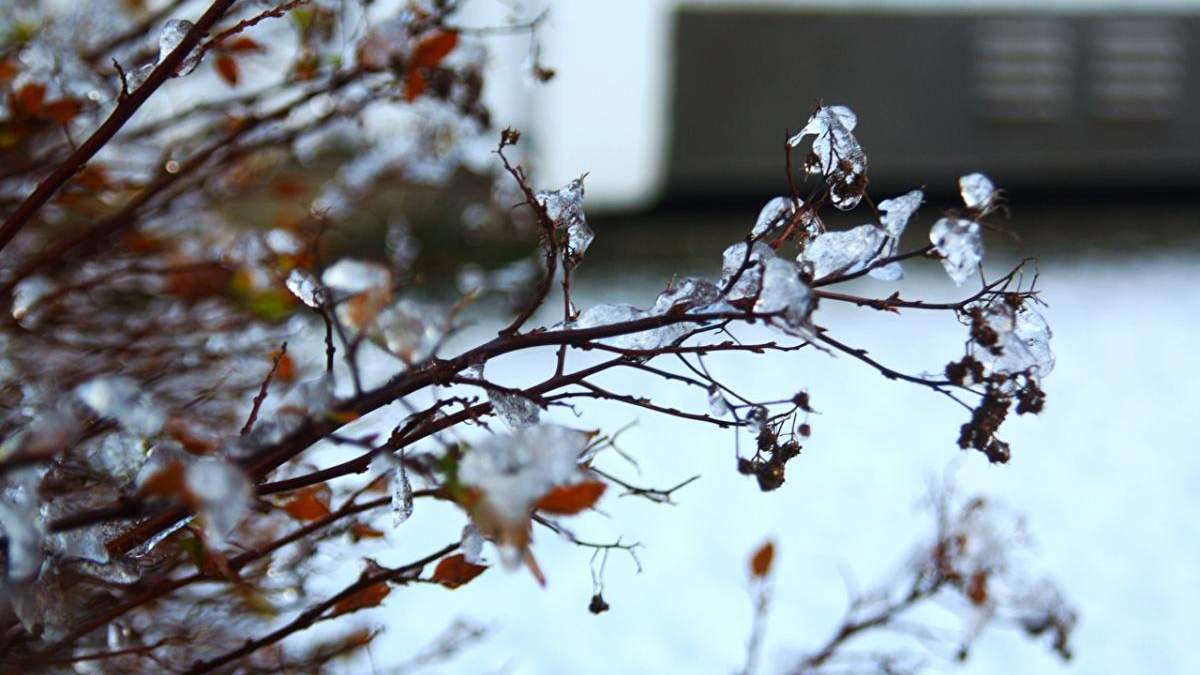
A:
[390,455,414,526]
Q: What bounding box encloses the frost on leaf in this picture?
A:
[75,377,165,437]
[457,424,593,565]
[788,105,867,210]
[536,177,592,269]
[185,457,252,547]
[285,269,327,309]
[752,196,795,238]
[930,217,983,286]
[960,173,999,215]
[802,224,887,279]
[720,241,776,302]
[755,257,814,332]
[157,19,200,76]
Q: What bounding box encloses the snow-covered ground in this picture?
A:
[291,241,1199,674]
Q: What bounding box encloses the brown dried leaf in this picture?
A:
[281,485,332,521]
[750,540,775,578]
[432,554,488,589]
[536,480,606,515]
[331,581,391,617]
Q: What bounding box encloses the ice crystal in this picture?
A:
[461,523,485,564]
[708,388,730,418]
[11,276,53,326]
[536,177,592,269]
[960,173,999,214]
[378,300,445,363]
[755,257,814,331]
[802,224,887,279]
[978,304,1054,378]
[930,217,983,286]
[185,457,252,546]
[720,241,776,302]
[75,377,165,437]
[390,456,414,526]
[157,19,200,76]
[788,105,867,210]
[490,390,541,429]
[752,196,796,238]
[285,268,327,309]
[458,424,592,525]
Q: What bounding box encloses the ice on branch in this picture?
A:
[802,224,887,279]
[285,269,327,309]
[960,173,999,215]
[11,276,53,326]
[755,257,814,332]
[572,278,724,352]
[752,196,795,238]
[75,377,165,437]
[536,177,593,269]
[322,259,394,330]
[470,363,542,429]
[185,457,252,547]
[930,217,983,286]
[720,242,775,302]
[708,388,731,418]
[788,105,867,210]
[457,424,595,565]
[461,523,485,564]
[391,457,414,526]
[157,19,200,76]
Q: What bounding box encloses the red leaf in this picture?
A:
[536,480,606,515]
[215,54,240,87]
[42,99,82,124]
[15,83,46,116]
[224,36,264,53]
[432,554,488,589]
[404,70,426,102]
[411,30,459,69]
[332,581,391,616]
[750,540,775,578]
[139,461,186,498]
[967,570,989,606]
[281,485,332,521]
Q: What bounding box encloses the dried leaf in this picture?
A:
[750,540,775,578]
[332,581,391,616]
[350,522,385,540]
[411,30,459,68]
[274,351,297,383]
[405,70,426,101]
[282,485,331,521]
[432,553,488,589]
[967,570,989,606]
[535,480,606,515]
[140,461,186,498]
[215,54,240,86]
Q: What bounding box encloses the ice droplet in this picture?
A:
[157,19,200,76]
[752,196,796,238]
[877,189,923,239]
[461,523,485,564]
[185,458,252,547]
[977,304,1054,379]
[930,217,983,286]
[285,268,327,308]
[788,105,867,211]
[802,224,887,279]
[11,276,53,325]
[708,388,730,418]
[536,177,593,269]
[959,173,998,214]
[390,456,414,527]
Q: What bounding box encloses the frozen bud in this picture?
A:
[536,177,592,269]
[788,105,867,210]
